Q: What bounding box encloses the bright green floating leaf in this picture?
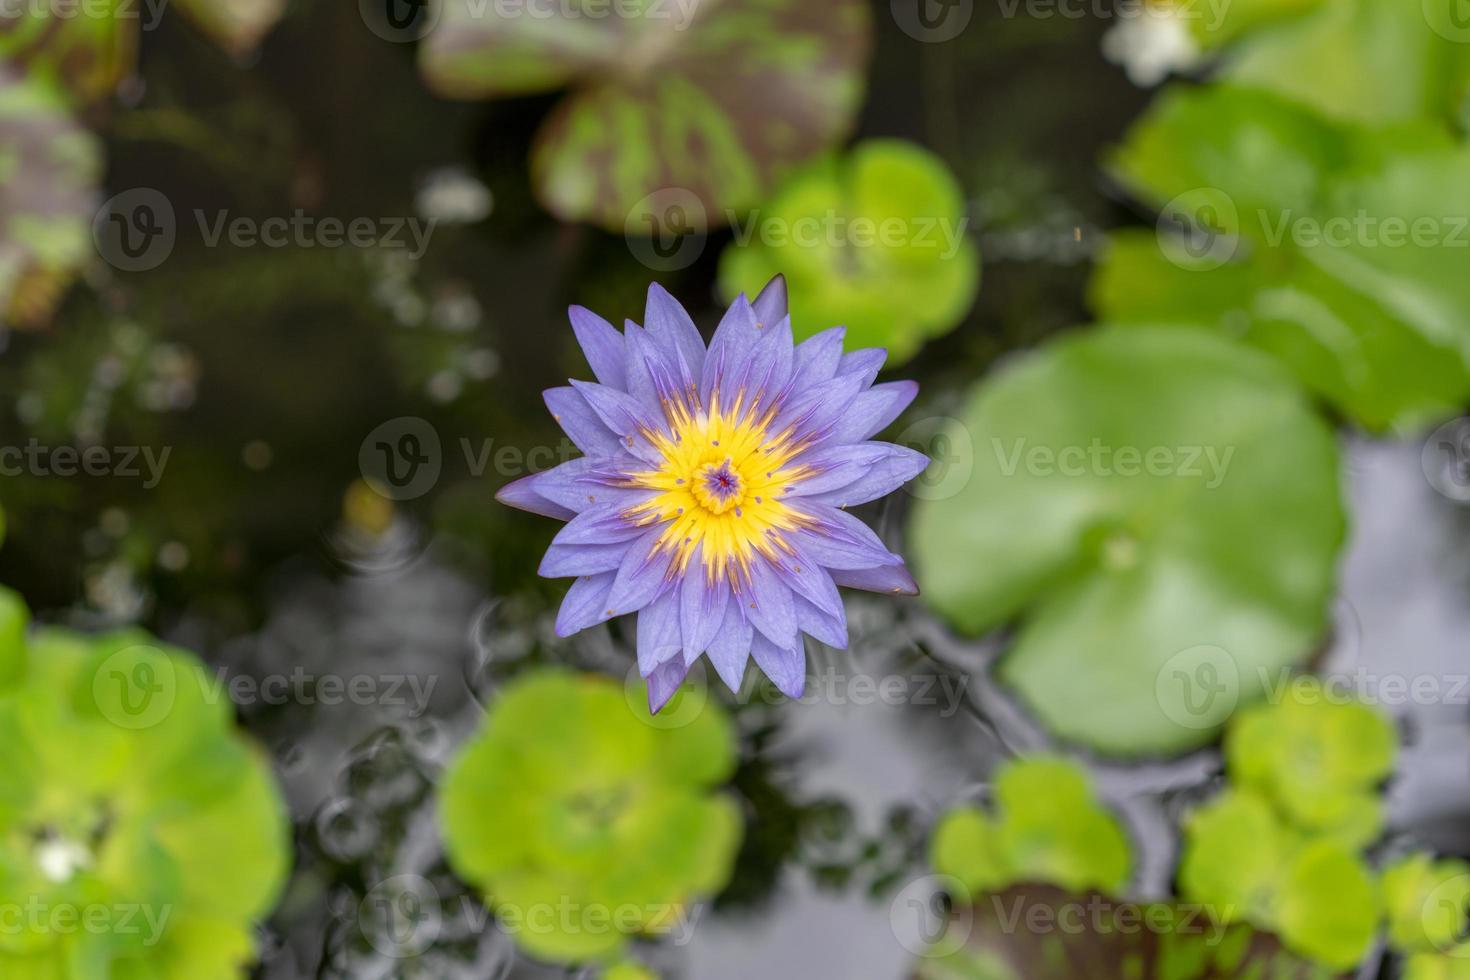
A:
[1274,839,1379,970]
[1178,789,1295,925]
[909,883,1341,980]
[604,960,660,980]
[909,325,1344,755]
[1094,84,1470,431]
[1405,951,1470,980]
[419,0,871,231]
[717,140,980,361]
[1217,0,1470,128]
[0,607,290,978]
[0,67,104,329]
[1223,675,1394,844]
[930,757,1131,898]
[1179,788,1377,971]
[439,668,742,964]
[1383,852,1470,955]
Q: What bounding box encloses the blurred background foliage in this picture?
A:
[2,0,1470,976]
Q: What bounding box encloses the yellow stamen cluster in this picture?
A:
[623,392,813,584]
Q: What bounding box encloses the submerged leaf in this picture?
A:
[0,67,104,329]
[419,0,872,230]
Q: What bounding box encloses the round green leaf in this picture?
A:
[1274,838,1378,970]
[0,614,290,978]
[930,807,1007,901]
[1384,853,1470,955]
[439,669,742,965]
[1219,0,1470,127]
[929,757,1132,897]
[910,326,1345,755]
[419,0,871,231]
[717,140,980,361]
[1095,84,1470,432]
[1178,789,1293,925]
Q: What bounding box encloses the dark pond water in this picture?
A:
[3,1,1467,977]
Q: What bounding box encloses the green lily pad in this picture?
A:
[1185,0,1324,51]
[930,757,1131,898]
[1383,853,1470,955]
[717,139,980,360]
[910,883,1344,980]
[439,669,741,964]
[0,68,104,329]
[0,611,290,977]
[910,325,1344,756]
[1217,0,1470,127]
[0,1,134,105]
[419,0,871,231]
[1093,84,1470,431]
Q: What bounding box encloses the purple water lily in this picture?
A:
[497,278,928,712]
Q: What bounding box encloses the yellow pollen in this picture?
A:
[620,394,814,584]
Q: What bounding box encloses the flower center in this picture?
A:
[691,458,744,515]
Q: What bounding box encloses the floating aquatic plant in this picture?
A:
[930,756,1132,898]
[1094,85,1470,431]
[717,140,980,363]
[497,280,927,711]
[438,669,741,963]
[910,326,1343,755]
[1225,675,1396,847]
[1181,683,1398,969]
[417,0,871,231]
[1180,788,1379,969]
[0,591,290,977]
[0,0,285,99]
